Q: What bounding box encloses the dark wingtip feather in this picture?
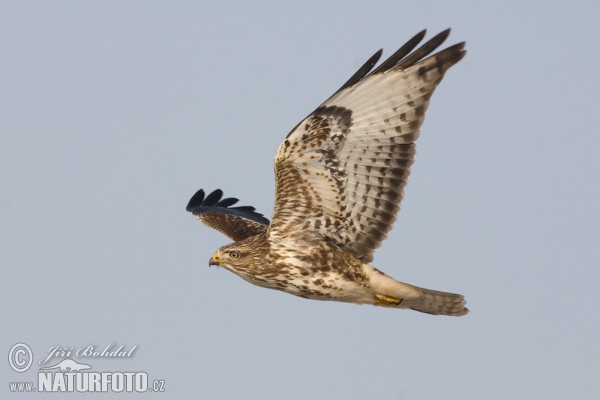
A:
[186,189,206,211]
[395,28,452,70]
[186,188,270,225]
[215,197,239,208]
[368,29,427,76]
[336,49,382,93]
[203,189,223,206]
[329,29,463,103]
[231,205,257,213]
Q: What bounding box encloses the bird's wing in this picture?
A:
[187,189,269,241]
[268,29,465,262]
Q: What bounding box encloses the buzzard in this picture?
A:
[187,29,468,316]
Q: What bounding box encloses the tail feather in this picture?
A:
[403,286,468,316]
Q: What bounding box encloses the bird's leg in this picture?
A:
[374,293,403,306]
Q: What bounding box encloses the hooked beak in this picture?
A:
[209,253,220,267]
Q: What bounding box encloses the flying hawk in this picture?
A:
[187,29,468,316]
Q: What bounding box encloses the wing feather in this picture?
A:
[269,30,465,262]
[186,189,269,241]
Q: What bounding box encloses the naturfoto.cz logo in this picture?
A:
[7,342,165,393]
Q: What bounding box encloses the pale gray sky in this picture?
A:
[2,1,599,399]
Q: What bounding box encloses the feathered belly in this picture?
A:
[233,258,375,304]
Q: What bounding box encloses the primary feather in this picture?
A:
[187,189,269,241]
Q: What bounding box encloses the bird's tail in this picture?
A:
[365,265,468,316]
[397,284,468,316]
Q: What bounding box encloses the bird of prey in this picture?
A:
[187,29,468,316]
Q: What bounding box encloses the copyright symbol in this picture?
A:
[8,343,33,372]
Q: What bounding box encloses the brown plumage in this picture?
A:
[187,29,468,316]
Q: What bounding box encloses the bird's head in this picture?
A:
[208,235,267,273]
[209,245,245,269]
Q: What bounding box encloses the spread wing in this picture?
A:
[268,29,465,263]
[186,189,269,241]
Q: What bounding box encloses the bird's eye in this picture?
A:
[228,251,240,259]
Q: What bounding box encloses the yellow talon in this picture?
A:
[375,293,403,306]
